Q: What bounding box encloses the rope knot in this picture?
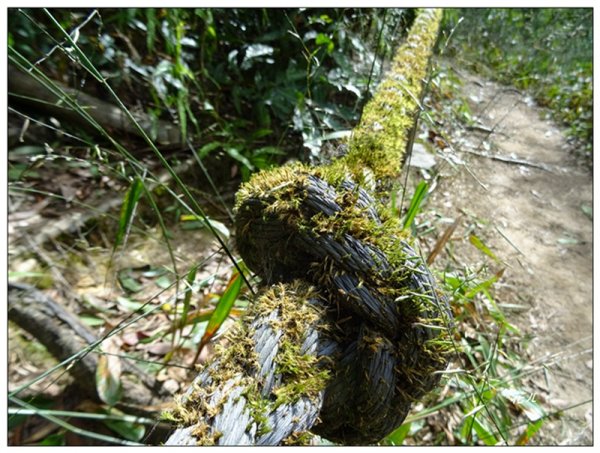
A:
[235,163,452,444]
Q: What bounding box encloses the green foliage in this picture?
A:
[194,263,247,362]
[442,8,592,162]
[114,176,144,249]
[102,408,146,442]
[8,8,411,169]
[383,264,546,445]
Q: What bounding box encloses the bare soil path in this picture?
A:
[416,67,593,444]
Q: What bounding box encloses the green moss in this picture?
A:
[282,430,316,445]
[169,282,333,444]
[343,8,443,188]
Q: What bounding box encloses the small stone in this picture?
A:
[409,143,437,170]
[163,379,180,394]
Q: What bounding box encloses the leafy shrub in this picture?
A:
[9,8,413,176]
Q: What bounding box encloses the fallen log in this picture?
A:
[8,282,171,415]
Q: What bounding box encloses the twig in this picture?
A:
[458,148,557,173]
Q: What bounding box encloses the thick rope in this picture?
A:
[166,9,449,445]
[166,282,339,445]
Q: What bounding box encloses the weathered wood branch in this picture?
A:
[459,147,558,173]
[8,282,171,414]
[8,64,182,146]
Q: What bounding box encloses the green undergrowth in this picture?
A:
[380,198,550,445]
[379,69,556,445]
[8,8,413,174]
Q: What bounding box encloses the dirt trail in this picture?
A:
[419,68,592,444]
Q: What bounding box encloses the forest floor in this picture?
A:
[409,64,593,445]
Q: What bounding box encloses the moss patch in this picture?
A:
[343,8,443,188]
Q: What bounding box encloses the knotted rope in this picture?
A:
[166,9,450,445]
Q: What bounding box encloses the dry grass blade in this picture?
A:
[427,216,461,265]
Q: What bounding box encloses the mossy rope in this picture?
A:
[166,9,452,445]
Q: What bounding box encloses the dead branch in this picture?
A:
[8,64,182,146]
[8,282,171,414]
[459,148,557,173]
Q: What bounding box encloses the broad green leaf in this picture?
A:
[103,408,146,442]
[471,416,498,445]
[195,267,245,359]
[117,270,143,293]
[581,204,592,219]
[464,272,500,299]
[117,296,145,312]
[155,274,173,289]
[180,215,230,239]
[39,433,65,446]
[461,414,498,445]
[385,422,411,445]
[516,419,544,445]
[251,129,273,139]
[197,141,222,159]
[225,146,254,170]
[80,314,106,327]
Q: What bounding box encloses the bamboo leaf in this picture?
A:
[180,214,230,239]
[385,422,411,445]
[469,234,500,263]
[472,416,498,445]
[193,266,246,362]
[115,177,144,249]
[117,270,143,293]
[516,419,544,445]
[102,408,146,442]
